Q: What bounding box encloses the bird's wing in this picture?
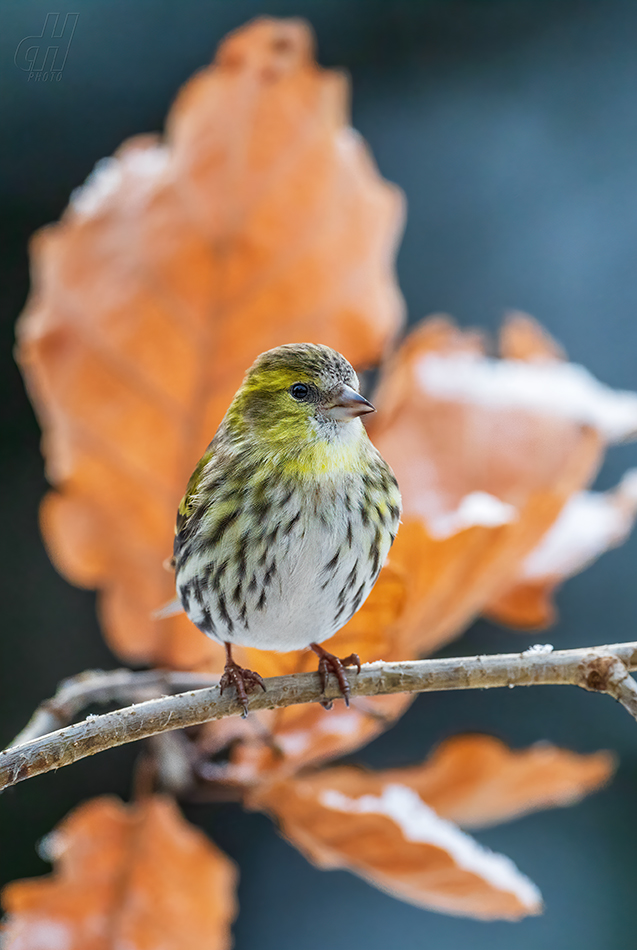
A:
[174,445,215,552]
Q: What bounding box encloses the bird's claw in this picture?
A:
[310,643,361,708]
[219,661,266,717]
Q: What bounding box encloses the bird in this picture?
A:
[172,343,402,713]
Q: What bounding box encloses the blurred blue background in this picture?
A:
[1,0,637,946]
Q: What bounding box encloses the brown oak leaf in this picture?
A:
[252,735,613,920]
[484,470,637,628]
[366,313,637,657]
[1,795,237,950]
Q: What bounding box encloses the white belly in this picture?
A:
[176,482,393,653]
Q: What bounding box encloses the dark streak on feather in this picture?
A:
[280,486,295,507]
[199,606,215,636]
[369,528,383,577]
[217,592,234,633]
[264,559,277,587]
[283,511,301,534]
[236,547,247,581]
[266,524,280,546]
[389,503,401,522]
[211,559,229,592]
[322,551,340,575]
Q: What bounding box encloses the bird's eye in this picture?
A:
[290,383,310,401]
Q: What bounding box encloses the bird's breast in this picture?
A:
[175,465,400,653]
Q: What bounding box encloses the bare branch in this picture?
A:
[2,641,637,793]
[10,668,219,747]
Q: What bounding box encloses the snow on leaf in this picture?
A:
[486,470,637,628]
[425,490,518,540]
[417,352,637,443]
[252,735,612,919]
[319,785,541,912]
[365,314,609,657]
[254,770,540,920]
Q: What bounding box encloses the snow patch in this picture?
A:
[522,483,637,580]
[315,710,362,736]
[418,353,637,443]
[277,731,311,756]
[522,643,554,656]
[16,921,72,950]
[426,491,517,539]
[71,145,169,218]
[278,711,362,757]
[71,157,121,216]
[617,467,637,503]
[320,784,541,910]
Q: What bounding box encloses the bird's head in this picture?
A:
[226,343,374,457]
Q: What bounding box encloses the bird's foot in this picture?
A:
[220,644,266,717]
[310,642,361,708]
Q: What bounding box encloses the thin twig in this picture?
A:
[2,641,637,793]
[10,668,219,747]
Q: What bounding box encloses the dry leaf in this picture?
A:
[252,734,612,920]
[1,795,237,950]
[366,734,615,829]
[254,770,540,920]
[366,313,637,656]
[216,692,416,786]
[16,16,404,669]
[499,311,566,362]
[485,472,637,628]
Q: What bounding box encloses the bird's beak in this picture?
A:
[326,384,376,421]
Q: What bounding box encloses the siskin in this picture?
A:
[173,344,402,711]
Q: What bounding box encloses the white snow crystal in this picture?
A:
[417,352,637,443]
[71,145,169,218]
[320,784,541,910]
[522,644,554,656]
[522,474,637,581]
[426,491,517,539]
